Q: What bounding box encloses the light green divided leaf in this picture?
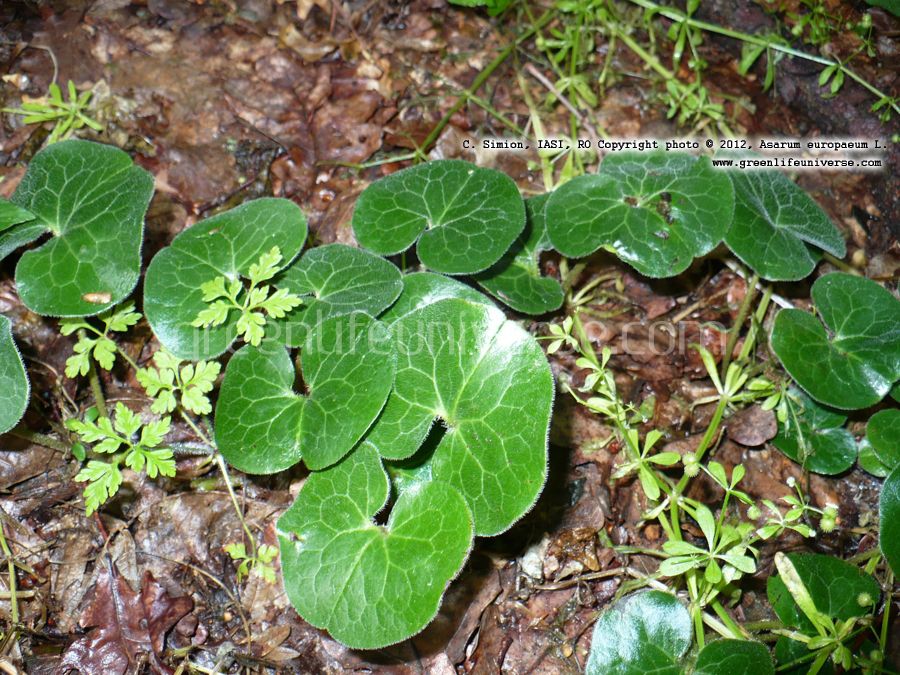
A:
[585,590,691,675]
[144,198,307,360]
[474,193,564,314]
[546,152,732,277]
[772,388,856,475]
[365,298,553,536]
[274,243,403,344]
[881,466,900,574]
[277,442,473,649]
[725,170,845,281]
[0,315,29,434]
[1,139,153,316]
[694,639,774,675]
[380,271,494,325]
[352,159,526,274]
[771,273,900,409]
[137,350,221,416]
[867,408,900,470]
[215,313,395,473]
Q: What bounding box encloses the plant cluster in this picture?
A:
[0,138,897,668]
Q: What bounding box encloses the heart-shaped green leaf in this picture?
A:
[215,313,394,472]
[867,408,900,469]
[0,315,29,434]
[1,139,153,316]
[881,466,900,574]
[351,160,526,274]
[858,438,891,477]
[546,152,732,277]
[366,298,553,536]
[277,442,473,649]
[144,198,307,360]
[771,273,900,409]
[772,388,856,475]
[273,243,402,344]
[381,271,494,325]
[585,591,691,675]
[767,552,879,629]
[725,170,845,281]
[694,640,774,675]
[474,194,564,314]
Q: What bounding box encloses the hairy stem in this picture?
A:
[721,273,758,379]
[10,427,69,453]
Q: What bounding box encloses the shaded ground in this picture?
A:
[0,0,897,673]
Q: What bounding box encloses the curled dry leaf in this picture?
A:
[56,562,192,675]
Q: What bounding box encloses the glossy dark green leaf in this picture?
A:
[546,152,732,277]
[380,271,494,325]
[772,388,856,475]
[771,273,900,410]
[273,243,402,345]
[277,442,473,649]
[867,408,900,469]
[215,313,394,472]
[881,467,900,574]
[474,194,563,314]
[725,171,845,281]
[2,139,153,316]
[694,639,774,675]
[767,552,879,627]
[858,438,891,478]
[0,315,29,434]
[366,298,553,536]
[144,198,307,360]
[352,160,526,274]
[585,590,691,675]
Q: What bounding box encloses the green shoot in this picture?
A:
[192,246,302,346]
[137,350,221,415]
[2,80,103,144]
[67,402,175,515]
[60,303,141,378]
[224,542,279,584]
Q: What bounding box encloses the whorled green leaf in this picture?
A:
[351,160,526,274]
[474,193,564,314]
[771,273,900,409]
[0,315,29,434]
[867,408,900,470]
[1,139,153,316]
[694,639,774,675]
[881,466,900,574]
[546,152,732,277]
[277,442,473,649]
[380,271,494,325]
[366,298,553,536]
[273,243,402,345]
[585,590,691,675]
[725,170,845,281]
[144,198,307,360]
[215,313,394,472]
[767,552,879,629]
[772,388,857,475]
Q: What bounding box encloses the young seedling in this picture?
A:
[192,246,302,347]
[61,303,141,378]
[67,403,175,515]
[2,80,102,144]
[137,350,221,416]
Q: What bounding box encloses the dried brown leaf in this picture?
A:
[56,561,192,675]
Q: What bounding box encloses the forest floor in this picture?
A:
[0,0,897,673]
